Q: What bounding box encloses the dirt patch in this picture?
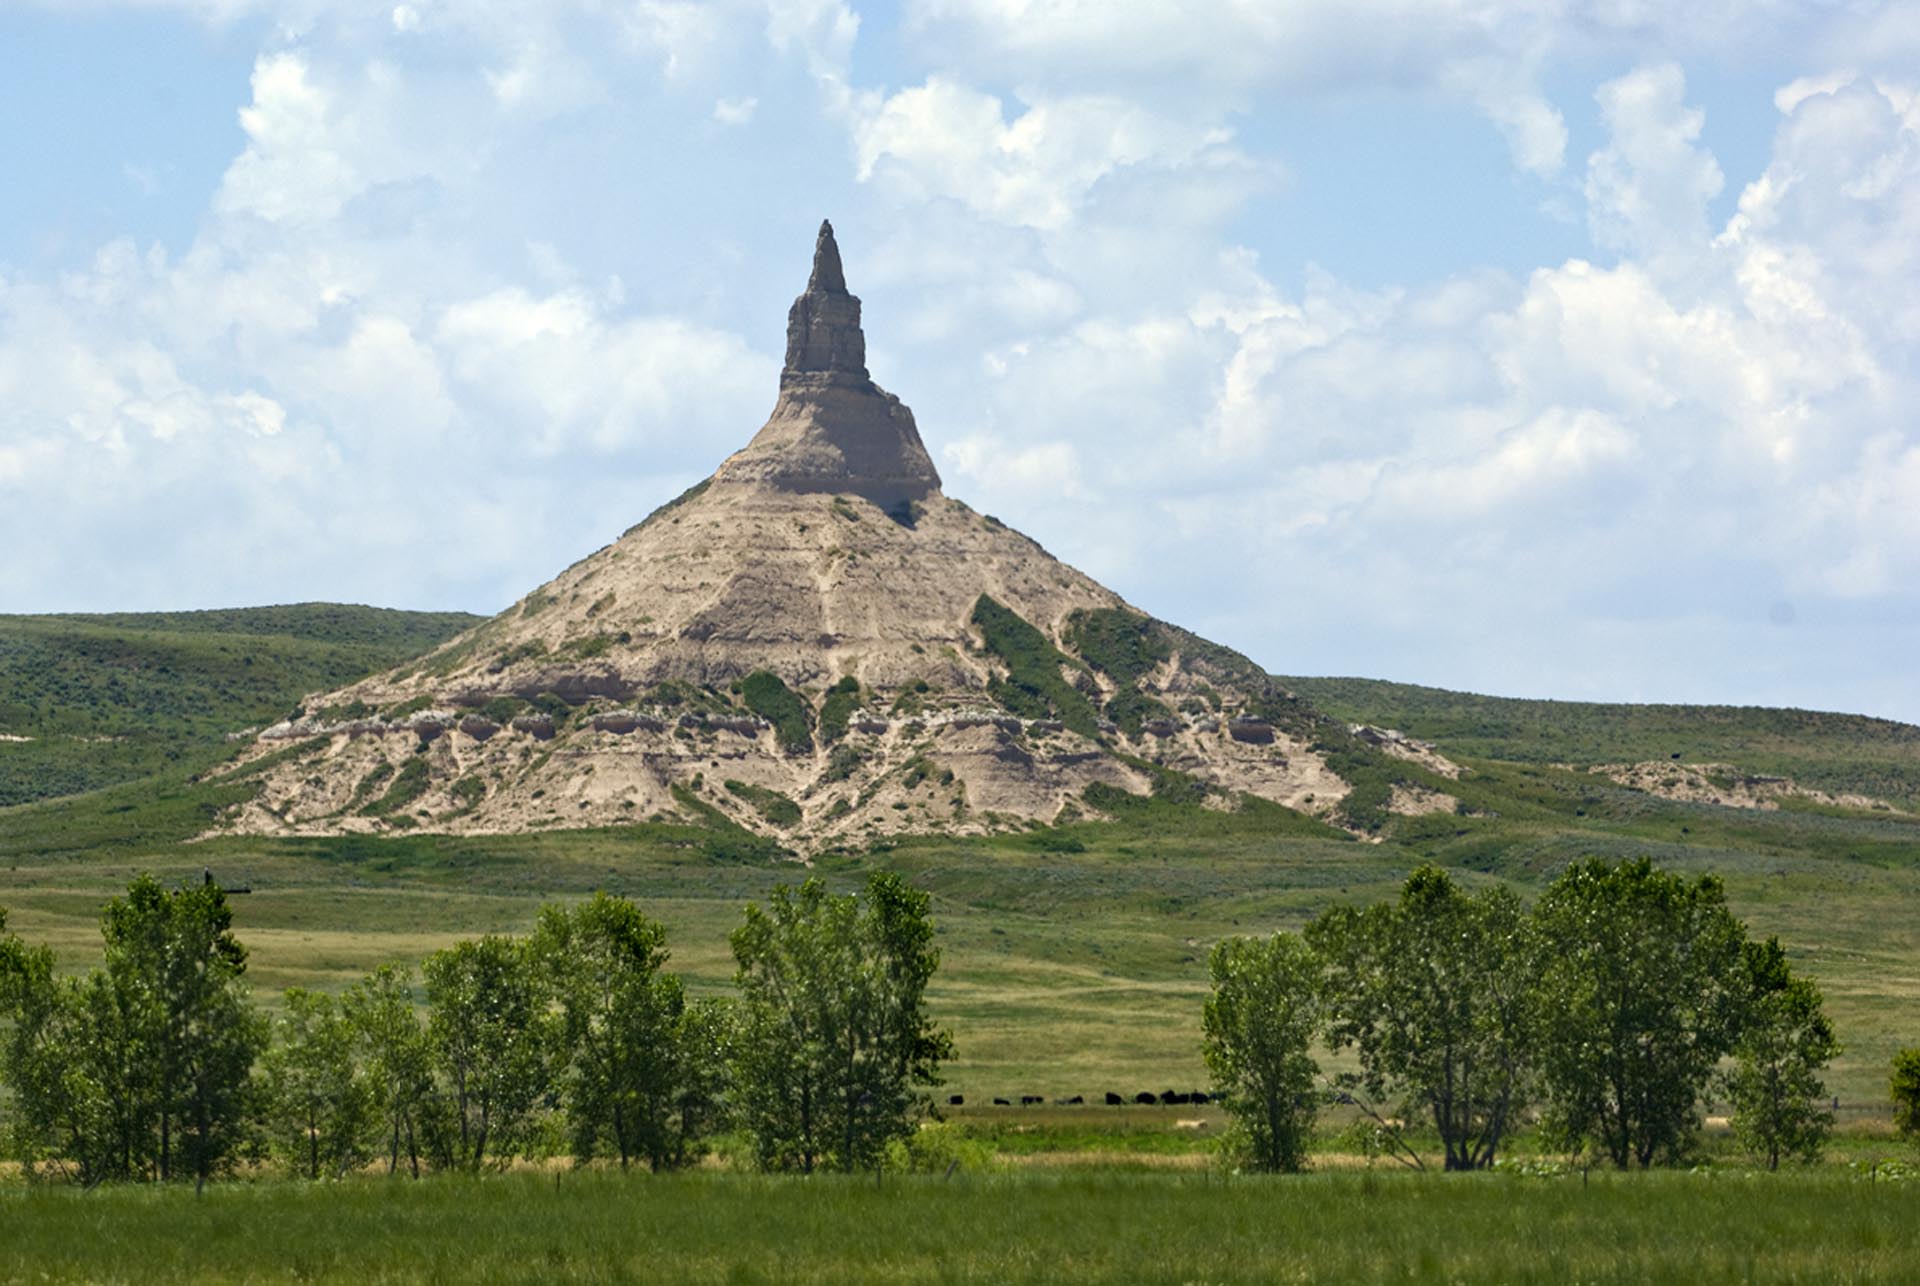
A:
[1388,784,1456,817]
[1589,761,1908,814]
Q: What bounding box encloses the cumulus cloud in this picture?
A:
[1585,65,1725,266]
[853,78,1244,231]
[6,4,1920,719]
[0,17,780,612]
[918,67,1920,715]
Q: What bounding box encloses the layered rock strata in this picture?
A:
[218,221,1422,846]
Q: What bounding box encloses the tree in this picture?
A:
[260,988,375,1179]
[0,910,71,1174]
[344,964,436,1177]
[1892,1048,1920,1142]
[729,872,951,1173]
[423,935,555,1170]
[96,875,266,1189]
[1531,858,1747,1169]
[1308,865,1534,1170]
[1722,938,1837,1169]
[533,893,723,1170]
[1,878,267,1186]
[1201,932,1322,1173]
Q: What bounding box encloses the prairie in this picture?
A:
[3,1169,1917,1284]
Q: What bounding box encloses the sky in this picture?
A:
[2,2,1918,722]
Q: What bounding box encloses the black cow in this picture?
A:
[1190,1090,1211,1105]
[1105,1092,1125,1106]
[1020,1095,1044,1106]
[993,1097,1011,1106]
[1163,1091,1190,1106]
[1135,1091,1159,1105]
[1063,1095,1085,1105]
[948,1094,965,1106]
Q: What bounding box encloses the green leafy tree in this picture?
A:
[1723,938,1837,1169]
[1891,1048,1920,1142]
[344,964,437,1177]
[729,872,951,1173]
[1201,932,1322,1173]
[423,935,555,1170]
[0,910,71,1174]
[0,878,265,1186]
[98,876,266,1189]
[533,893,724,1170]
[1532,858,1748,1169]
[1308,866,1534,1170]
[260,988,375,1179]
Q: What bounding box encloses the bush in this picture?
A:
[819,676,862,744]
[1104,687,1175,738]
[361,757,431,817]
[822,744,867,784]
[970,596,1098,737]
[1894,1048,1920,1140]
[882,1122,997,1174]
[1065,608,1170,687]
[478,696,528,723]
[739,672,814,755]
[724,780,802,827]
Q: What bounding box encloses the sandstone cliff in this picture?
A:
[219,222,1421,847]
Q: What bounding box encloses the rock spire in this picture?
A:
[715,219,941,509]
[783,220,868,384]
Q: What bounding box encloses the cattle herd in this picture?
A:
[952,1091,1212,1108]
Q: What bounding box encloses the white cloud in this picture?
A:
[854,77,1243,231]
[218,54,359,225]
[1585,65,1725,266]
[894,66,1920,714]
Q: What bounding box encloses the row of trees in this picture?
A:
[0,871,949,1185]
[1203,858,1844,1172]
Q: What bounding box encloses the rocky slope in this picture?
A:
[218,223,1417,847]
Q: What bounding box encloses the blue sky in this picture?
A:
[2,1,1918,722]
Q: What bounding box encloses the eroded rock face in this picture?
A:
[714,220,940,511]
[783,220,867,380]
[215,221,1410,848]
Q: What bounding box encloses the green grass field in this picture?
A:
[2,609,1918,1138]
[2,1168,1916,1283]
[4,760,1917,1110]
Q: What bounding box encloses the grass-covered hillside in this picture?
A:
[0,605,481,806]
[1283,675,1920,807]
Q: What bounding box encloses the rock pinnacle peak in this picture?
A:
[784,218,866,380]
[715,219,942,507]
[807,219,847,294]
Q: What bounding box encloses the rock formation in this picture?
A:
[713,221,940,511]
[219,222,1431,847]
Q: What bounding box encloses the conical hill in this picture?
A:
[221,223,1440,846]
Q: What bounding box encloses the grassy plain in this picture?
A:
[4,761,1919,1110]
[2,607,1918,1114]
[3,1169,1918,1283]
